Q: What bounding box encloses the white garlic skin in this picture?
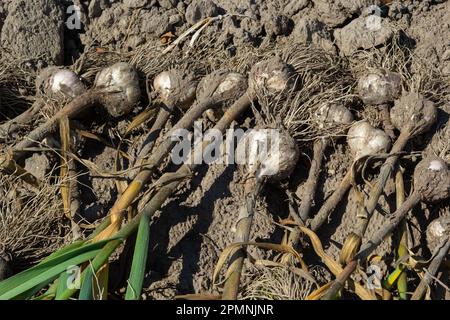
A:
[426,216,449,253]
[413,156,450,203]
[427,219,447,240]
[315,103,354,129]
[358,69,402,105]
[215,72,247,96]
[153,70,198,109]
[347,121,391,160]
[249,57,296,95]
[236,129,299,182]
[153,71,172,103]
[36,67,86,98]
[197,70,247,102]
[261,70,290,92]
[94,62,141,117]
[50,69,86,98]
[197,71,247,122]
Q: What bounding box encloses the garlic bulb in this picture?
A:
[358,69,402,105]
[347,121,391,160]
[215,72,248,96]
[249,57,296,96]
[413,156,450,203]
[197,70,247,103]
[94,62,141,117]
[197,70,248,122]
[236,129,299,182]
[314,102,354,129]
[426,216,450,253]
[36,67,86,98]
[153,69,198,109]
[390,92,437,137]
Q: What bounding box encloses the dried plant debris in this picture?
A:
[0,174,68,268]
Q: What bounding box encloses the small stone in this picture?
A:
[158,0,178,10]
[283,0,309,17]
[185,0,220,25]
[264,14,293,36]
[169,14,181,26]
[334,16,394,56]
[24,153,51,180]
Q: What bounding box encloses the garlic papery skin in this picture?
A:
[153,71,172,104]
[358,69,402,105]
[426,216,450,253]
[196,70,248,104]
[215,72,247,97]
[390,92,437,137]
[153,69,198,109]
[36,67,86,98]
[94,62,141,117]
[249,57,296,96]
[347,121,391,160]
[314,102,354,130]
[236,129,299,182]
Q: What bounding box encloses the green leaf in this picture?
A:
[40,241,86,264]
[56,214,142,300]
[55,269,75,300]
[56,239,123,300]
[78,266,94,300]
[125,214,150,300]
[0,250,100,300]
[0,240,113,299]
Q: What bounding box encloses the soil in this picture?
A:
[0,0,449,300]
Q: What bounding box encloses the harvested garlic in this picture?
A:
[347,121,391,160]
[94,62,141,117]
